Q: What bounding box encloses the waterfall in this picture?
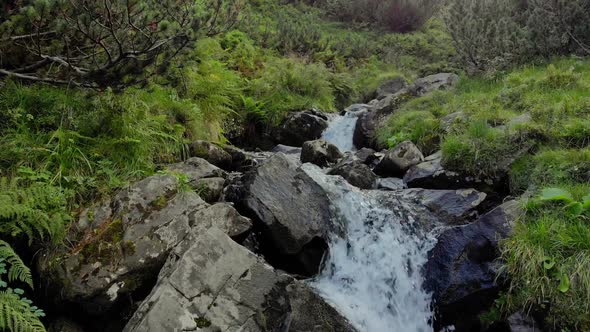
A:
[321,111,361,151]
[311,111,436,332]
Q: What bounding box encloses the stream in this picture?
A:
[310,110,436,331]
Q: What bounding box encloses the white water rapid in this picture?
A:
[321,111,361,151]
[311,112,437,332]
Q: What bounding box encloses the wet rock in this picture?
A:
[374,141,424,177]
[424,200,522,330]
[344,103,373,113]
[124,228,356,332]
[190,203,252,239]
[243,153,336,273]
[377,177,405,191]
[48,317,84,332]
[301,139,343,167]
[404,188,487,225]
[189,140,232,170]
[329,157,377,189]
[408,73,459,97]
[271,144,302,155]
[276,110,329,147]
[39,159,250,315]
[373,76,408,100]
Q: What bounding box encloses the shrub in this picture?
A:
[320,0,439,33]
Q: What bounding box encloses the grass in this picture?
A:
[501,184,590,331]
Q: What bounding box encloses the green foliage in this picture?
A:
[0,0,242,87]
[501,185,590,331]
[446,0,590,72]
[0,177,68,244]
[0,241,45,332]
[318,0,440,33]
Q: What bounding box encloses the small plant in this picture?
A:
[0,241,45,332]
[539,187,590,218]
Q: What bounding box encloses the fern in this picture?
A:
[0,242,45,332]
[0,177,68,244]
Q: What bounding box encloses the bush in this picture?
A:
[446,0,590,72]
[320,0,440,33]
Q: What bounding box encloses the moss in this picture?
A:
[79,218,126,264]
[151,195,169,210]
[194,317,211,328]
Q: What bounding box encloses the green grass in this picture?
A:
[501,184,590,331]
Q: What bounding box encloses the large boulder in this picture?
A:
[424,200,522,331]
[404,151,476,190]
[355,147,378,165]
[124,228,356,332]
[271,144,302,155]
[243,153,336,274]
[372,76,408,100]
[301,139,343,167]
[328,156,377,189]
[276,110,329,147]
[408,73,459,97]
[403,188,487,225]
[374,141,424,177]
[38,159,250,315]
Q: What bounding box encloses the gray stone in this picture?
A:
[373,76,409,100]
[440,112,467,132]
[195,177,225,203]
[271,144,302,155]
[329,157,377,189]
[408,73,459,97]
[374,141,424,177]
[39,159,249,315]
[507,311,541,332]
[124,228,356,332]
[276,110,329,147]
[166,157,227,186]
[404,152,466,189]
[189,140,232,170]
[244,153,335,256]
[189,203,252,239]
[353,110,380,150]
[301,139,343,167]
[355,147,378,164]
[377,177,405,191]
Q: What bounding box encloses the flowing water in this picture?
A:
[321,111,361,151]
[311,112,436,332]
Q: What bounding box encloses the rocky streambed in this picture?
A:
[38,73,538,332]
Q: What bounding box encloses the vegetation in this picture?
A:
[1,0,590,330]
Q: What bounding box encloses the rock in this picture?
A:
[440,112,467,132]
[48,317,85,332]
[194,177,225,203]
[243,153,336,274]
[377,177,405,191]
[374,141,424,177]
[301,139,343,167]
[353,110,380,149]
[371,90,409,114]
[190,203,252,239]
[404,152,470,189]
[39,159,250,315]
[408,73,459,97]
[271,144,302,155]
[424,200,522,330]
[355,147,378,164]
[189,140,232,170]
[507,311,541,332]
[166,157,227,186]
[344,103,373,113]
[373,76,408,100]
[329,157,377,189]
[403,188,486,225]
[124,228,356,332]
[276,110,329,147]
[508,113,532,130]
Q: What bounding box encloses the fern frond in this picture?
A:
[0,292,45,332]
[0,241,32,288]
